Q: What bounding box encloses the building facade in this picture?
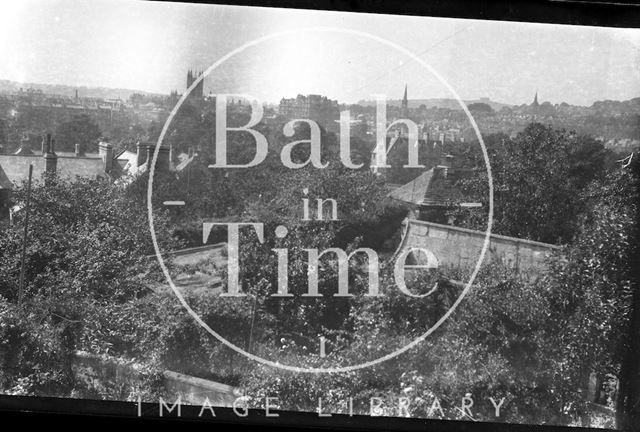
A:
[278,94,340,131]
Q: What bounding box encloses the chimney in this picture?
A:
[153,145,171,172]
[136,141,171,172]
[136,141,149,167]
[75,143,85,157]
[435,153,454,178]
[44,134,57,174]
[441,153,453,169]
[98,141,113,173]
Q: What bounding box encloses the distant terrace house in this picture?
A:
[370,129,455,183]
[0,135,192,223]
[387,152,558,275]
[278,94,340,132]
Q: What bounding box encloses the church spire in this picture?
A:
[402,84,408,109]
[401,84,409,117]
[532,89,539,107]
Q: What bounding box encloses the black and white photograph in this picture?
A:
[0,0,639,429]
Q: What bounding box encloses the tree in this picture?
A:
[54,114,102,152]
[467,102,494,114]
[535,154,637,427]
[452,124,610,244]
[608,155,640,430]
[0,174,178,395]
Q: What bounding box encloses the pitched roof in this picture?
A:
[0,154,107,189]
[388,169,434,205]
[57,156,107,179]
[388,166,461,207]
[0,155,45,188]
[0,164,13,189]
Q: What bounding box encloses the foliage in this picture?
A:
[54,114,102,152]
[451,123,611,244]
[0,297,75,396]
[0,175,178,395]
[0,95,634,430]
[541,156,637,413]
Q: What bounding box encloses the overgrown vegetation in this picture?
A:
[0,119,635,429]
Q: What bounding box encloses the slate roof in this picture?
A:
[388,168,435,205]
[388,166,461,208]
[0,155,45,189]
[0,154,108,189]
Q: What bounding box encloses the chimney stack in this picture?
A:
[44,134,57,174]
[441,153,453,169]
[137,141,170,172]
[155,145,171,172]
[136,141,149,167]
[98,141,113,173]
[75,143,85,157]
[435,153,454,178]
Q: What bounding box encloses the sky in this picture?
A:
[0,0,639,106]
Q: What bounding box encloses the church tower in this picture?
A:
[186,69,204,100]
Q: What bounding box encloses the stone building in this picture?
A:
[0,135,173,222]
[278,94,339,132]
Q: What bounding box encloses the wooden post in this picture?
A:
[18,164,33,303]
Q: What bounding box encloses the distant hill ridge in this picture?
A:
[0,79,163,101]
[357,96,640,112]
[2,79,639,112]
[357,97,513,111]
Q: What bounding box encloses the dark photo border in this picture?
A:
[1,1,639,431]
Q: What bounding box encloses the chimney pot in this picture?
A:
[44,136,57,175]
[136,141,149,167]
[75,143,85,157]
[99,141,114,173]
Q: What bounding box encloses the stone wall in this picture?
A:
[400,219,558,277]
[73,351,240,406]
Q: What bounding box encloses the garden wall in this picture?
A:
[72,351,240,406]
[399,219,558,275]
